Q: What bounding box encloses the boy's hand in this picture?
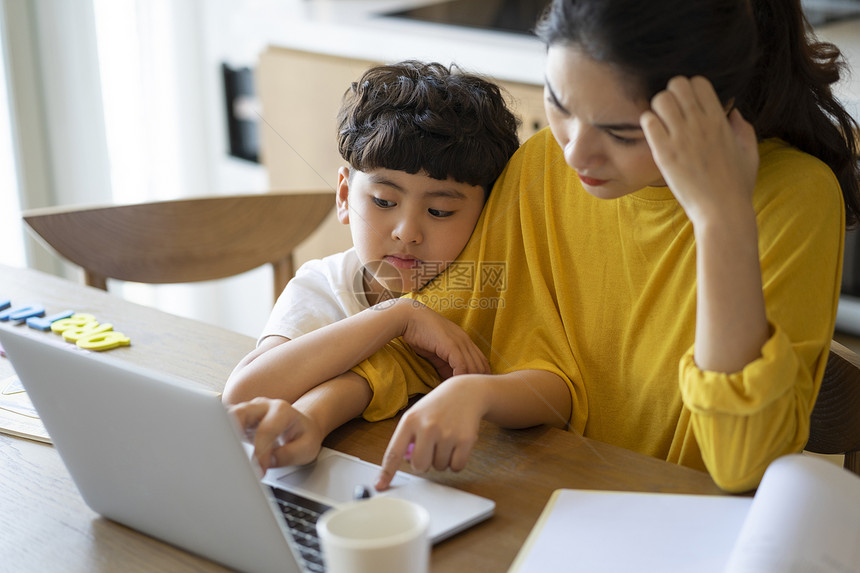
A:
[228,397,324,473]
[375,375,488,490]
[396,299,490,379]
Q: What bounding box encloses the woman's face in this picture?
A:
[544,44,665,199]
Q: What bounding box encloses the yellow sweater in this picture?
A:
[353,129,844,492]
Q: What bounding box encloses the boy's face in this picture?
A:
[336,167,485,302]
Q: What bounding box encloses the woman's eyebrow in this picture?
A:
[544,77,570,115]
[594,121,643,132]
[545,76,642,132]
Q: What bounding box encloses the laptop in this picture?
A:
[0,325,494,573]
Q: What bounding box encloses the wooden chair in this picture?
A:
[22,192,333,302]
[806,339,860,475]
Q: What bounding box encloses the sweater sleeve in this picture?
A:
[678,146,844,492]
[353,338,440,422]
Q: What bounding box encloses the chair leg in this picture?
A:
[84,270,108,291]
[272,256,294,302]
[846,451,860,477]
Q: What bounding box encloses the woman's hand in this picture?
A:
[395,298,490,379]
[374,369,571,491]
[228,397,324,473]
[640,75,759,226]
[375,374,488,490]
[642,76,769,373]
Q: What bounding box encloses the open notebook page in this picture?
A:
[725,454,860,572]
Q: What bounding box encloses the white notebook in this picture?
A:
[509,454,860,573]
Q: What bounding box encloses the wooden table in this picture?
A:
[0,264,725,572]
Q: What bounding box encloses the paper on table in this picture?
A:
[509,455,860,573]
[0,374,51,443]
[509,489,750,573]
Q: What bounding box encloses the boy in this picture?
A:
[223,61,520,464]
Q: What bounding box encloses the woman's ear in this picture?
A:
[336,166,350,225]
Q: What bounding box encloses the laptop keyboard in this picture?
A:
[270,487,332,573]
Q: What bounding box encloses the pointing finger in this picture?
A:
[375,429,414,491]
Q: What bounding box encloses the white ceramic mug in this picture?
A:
[316,496,430,573]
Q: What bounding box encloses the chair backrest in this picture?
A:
[807,339,860,476]
[22,192,334,302]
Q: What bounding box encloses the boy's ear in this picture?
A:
[336,166,350,225]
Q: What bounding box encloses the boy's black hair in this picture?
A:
[337,61,521,195]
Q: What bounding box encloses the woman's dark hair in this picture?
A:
[535,0,860,227]
[337,61,521,195]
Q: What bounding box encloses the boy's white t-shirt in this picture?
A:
[259,248,370,344]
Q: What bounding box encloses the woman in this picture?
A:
[231,0,859,493]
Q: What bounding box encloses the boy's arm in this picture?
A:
[222,298,488,405]
[375,369,571,490]
[229,371,372,473]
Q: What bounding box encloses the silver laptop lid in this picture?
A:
[0,325,302,573]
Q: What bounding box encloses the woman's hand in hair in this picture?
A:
[643,75,769,375]
[640,75,759,228]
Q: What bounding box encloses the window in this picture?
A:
[0,11,24,267]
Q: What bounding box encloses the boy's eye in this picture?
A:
[428,208,454,218]
[372,197,396,208]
